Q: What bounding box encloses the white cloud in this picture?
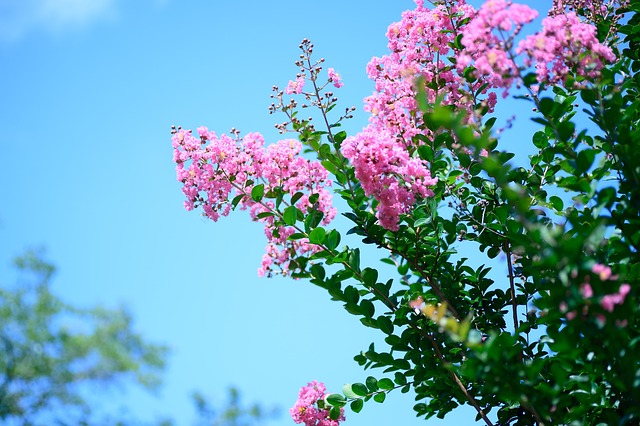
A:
[0,0,117,41]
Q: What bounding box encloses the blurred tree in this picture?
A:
[0,250,168,425]
[191,387,278,426]
[0,250,279,425]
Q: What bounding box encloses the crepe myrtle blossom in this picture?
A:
[458,0,539,97]
[341,125,438,230]
[517,12,616,85]
[172,127,336,277]
[458,1,615,94]
[286,76,306,94]
[290,381,345,426]
[363,0,480,142]
[327,68,343,88]
[563,264,631,321]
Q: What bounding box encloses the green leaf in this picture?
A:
[309,227,326,245]
[351,383,369,397]
[329,405,342,420]
[580,89,597,105]
[344,286,359,304]
[577,149,596,173]
[394,372,407,386]
[532,131,548,149]
[359,299,375,318]
[558,121,575,142]
[290,192,304,206]
[538,97,555,116]
[305,209,324,231]
[342,384,359,399]
[326,393,347,407]
[251,184,264,202]
[549,195,564,211]
[366,376,379,392]
[377,316,394,335]
[283,206,299,226]
[256,211,274,219]
[484,116,497,131]
[378,378,394,390]
[325,230,341,250]
[334,130,348,145]
[373,392,386,403]
[321,159,337,174]
[310,264,325,281]
[458,152,471,168]
[487,246,500,259]
[350,399,364,413]
[362,268,378,287]
[231,194,245,209]
[348,248,361,273]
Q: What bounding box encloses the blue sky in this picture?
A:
[0,0,551,424]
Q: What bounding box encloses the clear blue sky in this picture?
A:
[0,0,550,424]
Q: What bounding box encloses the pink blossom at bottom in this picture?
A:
[290,381,345,426]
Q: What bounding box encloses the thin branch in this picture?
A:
[504,242,519,333]
[415,326,494,426]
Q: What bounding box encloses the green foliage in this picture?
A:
[0,250,168,425]
[251,4,640,425]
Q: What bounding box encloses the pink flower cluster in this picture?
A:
[290,381,345,426]
[286,76,305,95]
[342,126,437,230]
[590,264,631,313]
[550,0,617,20]
[517,12,616,85]
[458,1,616,94]
[327,68,343,88]
[343,0,617,231]
[172,128,336,277]
[458,0,539,97]
[563,263,632,325]
[343,0,484,230]
[363,0,478,142]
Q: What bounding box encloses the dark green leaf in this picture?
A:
[351,383,369,397]
[290,192,304,205]
[549,195,564,211]
[329,406,342,420]
[373,392,386,403]
[350,399,364,413]
[360,299,375,318]
[326,230,341,250]
[532,131,548,149]
[366,376,378,392]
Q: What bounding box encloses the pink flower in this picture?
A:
[592,263,612,281]
[172,128,336,277]
[580,283,593,298]
[290,381,345,426]
[517,12,616,85]
[342,125,437,230]
[458,0,538,97]
[601,284,631,312]
[327,68,343,88]
[286,76,305,94]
